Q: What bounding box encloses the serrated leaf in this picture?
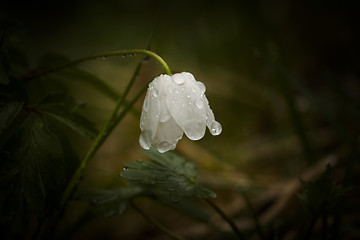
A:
[0,112,78,237]
[37,92,99,139]
[75,186,143,217]
[120,147,216,202]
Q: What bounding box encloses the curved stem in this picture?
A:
[131,201,185,240]
[205,199,246,240]
[22,49,172,81]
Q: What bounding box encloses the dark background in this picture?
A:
[1,0,359,239]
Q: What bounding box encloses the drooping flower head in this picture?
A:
[139,72,222,153]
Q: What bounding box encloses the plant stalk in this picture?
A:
[205,199,246,240]
[131,201,185,240]
[22,49,172,81]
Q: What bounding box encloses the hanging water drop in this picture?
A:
[195,99,203,109]
[152,88,158,97]
[157,141,173,153]
[210,121,222,136]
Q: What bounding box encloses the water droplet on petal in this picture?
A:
[160,109,171,122]
[172,75,185,84]
[197,82,206,93]
[195,99,203,109]
[187,94,191,99]
[157,141,174,153]
[152,89,158,97]
[210,121,222,136]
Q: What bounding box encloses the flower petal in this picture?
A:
[153,117,183,153]
[166,72,207,140]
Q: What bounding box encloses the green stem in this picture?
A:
[205,199,246,240]
[131,201,185,240]
[240,191,264,240]
[61,56,161,206]
[22,49,172,81]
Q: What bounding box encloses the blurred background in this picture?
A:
[1,0,359,239]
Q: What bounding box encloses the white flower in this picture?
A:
[139,72,222,153]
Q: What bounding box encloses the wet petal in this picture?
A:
[139,72,221,152]
[153,117,183,153]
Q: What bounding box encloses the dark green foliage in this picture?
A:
[120,147,216,202]
[0,43,99,237]
[0,31,10,85]
[60,67,121,101]
[75,186,144,217]
[0,111,79,238]
[298,164,353,217]
[38,92,99,139]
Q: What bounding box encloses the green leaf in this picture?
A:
[37,92,99,139]
[38,53,120,100]
[0,101,25,150]
[120,147,216,202]
[0,101,23,136]
[75,186,143,217]
[0,112,78,237]
[60,67,121,101]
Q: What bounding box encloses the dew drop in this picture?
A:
[172,75,185,84]
[152,88,158,97]
[123,167,128,171]
[102,56,107,60]
[157,141,173,153]
[195,99,203,109]
[210,121,222,136]
[187,94,191,99]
